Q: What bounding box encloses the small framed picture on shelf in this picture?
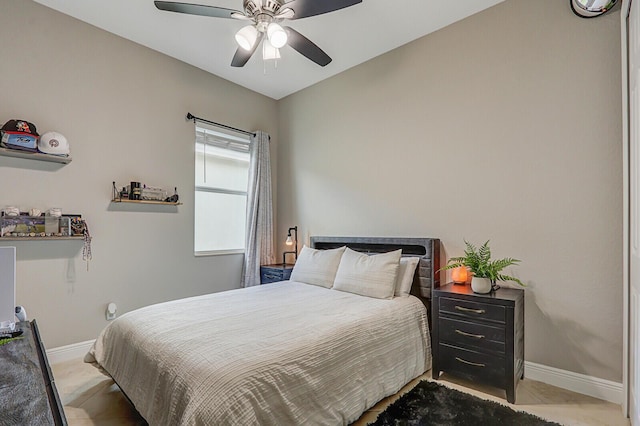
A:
[63,214,84,236]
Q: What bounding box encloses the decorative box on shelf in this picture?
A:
[0,214,82,239]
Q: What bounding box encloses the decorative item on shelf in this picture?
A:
[165,187,179,203]
[1,212,70,238]
[440,240,525,294]
[451,266,468,284]
[0,119,39,152]
[46,208,61,217]
[0,120,73,164]
[282,225,298,265]
[141,184,167,201]
[3,207,19,217]
[129,181,141,200]
[81,219,92,271]
[112,182,181,205]
[0,208,88,240]
[69,217,86,236]
[38,131,70,157]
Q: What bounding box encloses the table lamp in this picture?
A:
[282,226,298,265]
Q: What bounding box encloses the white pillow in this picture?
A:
[394,257,420,297]
[333,248,402,299]
[289,245,346,288]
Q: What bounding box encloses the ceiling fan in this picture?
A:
[154,0,362,67]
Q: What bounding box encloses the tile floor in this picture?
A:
[52,358,630,425]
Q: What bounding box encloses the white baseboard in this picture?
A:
[44,340,623,405]
[525,361,623,404]
[46,339,95,365]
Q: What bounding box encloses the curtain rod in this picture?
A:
[187,112,256,137]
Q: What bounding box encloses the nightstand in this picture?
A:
[260,264,294,284]
[431,283,524,403]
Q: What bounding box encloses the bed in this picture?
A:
[85,236,441,425]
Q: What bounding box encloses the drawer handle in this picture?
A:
[455,329,485,339]
[455,357,486,368]
[455,305,485,314]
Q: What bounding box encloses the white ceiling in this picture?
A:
[33,0,504,100]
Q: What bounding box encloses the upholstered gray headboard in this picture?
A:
[309,236,441,301]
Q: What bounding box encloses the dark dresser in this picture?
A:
[0,320,67,425]
[260,264,294,284]
[432,283,524,403]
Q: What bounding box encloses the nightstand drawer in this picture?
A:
[439,317,505,354]
[260,264,294,284]
[440,296,505,323]
[439,343,505,388]
[261,271,284,283]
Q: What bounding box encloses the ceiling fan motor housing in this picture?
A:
[244,0,283,18]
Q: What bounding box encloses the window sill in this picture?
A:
[194,249,244,257]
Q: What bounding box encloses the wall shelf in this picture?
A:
[1,215,82,239]
[110,199,182,206]
[0,147,71,164]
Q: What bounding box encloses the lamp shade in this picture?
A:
[451,266,468,284]
[267,23,287,48]
[235,25,259,51]
[285,236,293,245]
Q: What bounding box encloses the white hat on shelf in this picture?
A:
[38,131,69,156]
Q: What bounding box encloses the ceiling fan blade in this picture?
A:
[231,33,264,67]
[284,27,331,67]
[284,0,362,19]
[154,1,242,19]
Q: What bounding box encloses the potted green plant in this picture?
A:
[442,240,525,293]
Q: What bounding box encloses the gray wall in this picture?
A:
[0,1,278,348]
[277,0,623,382]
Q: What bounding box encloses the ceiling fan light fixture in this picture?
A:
[235,25,259,51]
[267,23,287,48]
[156,0,360,68]
[262,38,281,60]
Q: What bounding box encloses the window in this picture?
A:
[194,125,250,255]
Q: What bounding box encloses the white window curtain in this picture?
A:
[242,131,275,287]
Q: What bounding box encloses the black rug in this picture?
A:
[370,380,563,426]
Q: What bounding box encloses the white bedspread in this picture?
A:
[86,281,431,425]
